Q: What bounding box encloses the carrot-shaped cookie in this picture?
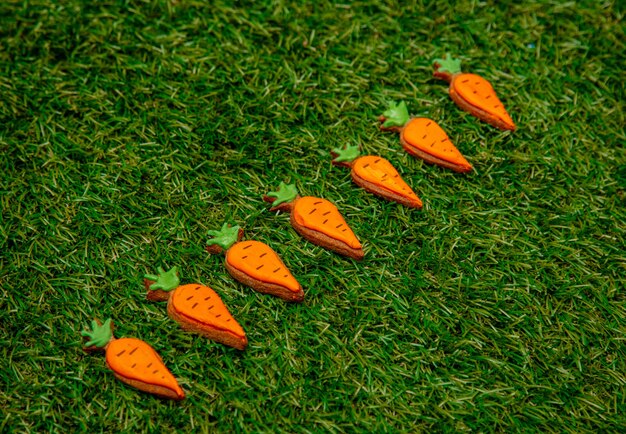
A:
[433,54,516,131]
[144,266,247,350]
[331,144,423,209]
[206,223,304,302]
[379,101,472,173]
[263,182,364,260]
[82,318,185,400]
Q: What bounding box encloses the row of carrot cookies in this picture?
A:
[81,55,516,400]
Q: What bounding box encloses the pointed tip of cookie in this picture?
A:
[410,198,424,209]
[351,249,365,261]
[235,335,248,351]
[289,289,305,303]
[455,163,474,173]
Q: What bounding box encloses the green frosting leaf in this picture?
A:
[433,54,462,74]
[332,144,360,163]
[82,318,113,348]
[382,101,410,128]
[144,266,180,292]
[206,223,240,250]
[266,182,298,207]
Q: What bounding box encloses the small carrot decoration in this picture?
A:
[263,182,364,260]
[82,318,185,400]
[379,101,473,173]
[144,266,247,350]
[331,144,423,209]
[206,223,304,302]
[433,54,516,131]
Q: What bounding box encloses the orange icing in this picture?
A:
[106,337,184,399]
[171,284,245,338]
[401,118,472,170]
[352,156,422,206]
[293,196,361,249]
[226,240,300,292]
[453,73,515,129]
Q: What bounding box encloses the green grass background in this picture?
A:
[1,0,625,432]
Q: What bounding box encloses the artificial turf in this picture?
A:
[1,0,625,432]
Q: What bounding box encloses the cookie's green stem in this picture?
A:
[381,101,410,128]
[207,223,240,250]
[433,54,462,75]
[332,144,361,163]
[144,266,180,292]
[82,318,113,348]
[266,182,298,207]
